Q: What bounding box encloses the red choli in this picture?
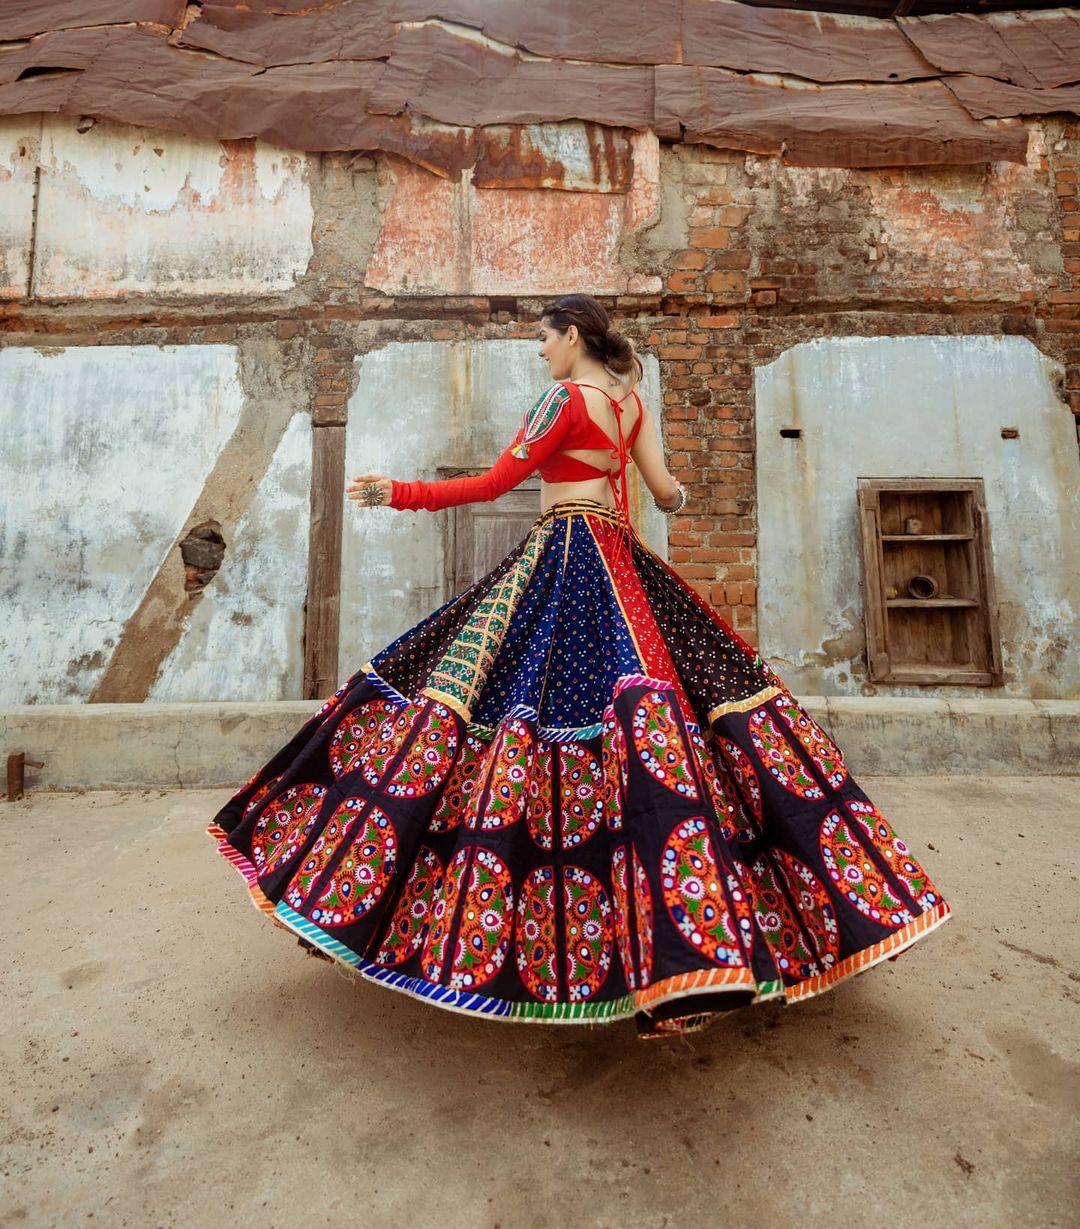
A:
[389,380,644,514]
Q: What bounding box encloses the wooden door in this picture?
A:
[441,472,542,599]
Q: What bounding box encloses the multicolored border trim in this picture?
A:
[708,685,783,722]
[784,898,953,1002]
[207,821,953,1031]
[510,382,572,460]
[361,661,410,708]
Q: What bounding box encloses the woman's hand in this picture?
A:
[345,473,393,508]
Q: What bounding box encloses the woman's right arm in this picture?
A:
[346,382,574,513]
[630,409,683,511]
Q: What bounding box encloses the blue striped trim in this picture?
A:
[272,901,515,1018]
[537,721,604,741]
[364,666,410,708]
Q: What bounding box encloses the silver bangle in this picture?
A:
[656,482,686,514]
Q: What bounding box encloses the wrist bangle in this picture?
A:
[656,482,685,514]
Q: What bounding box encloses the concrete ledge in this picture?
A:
[1,697,1077,791]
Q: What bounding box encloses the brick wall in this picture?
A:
[607,121,1080,646]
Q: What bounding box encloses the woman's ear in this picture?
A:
[565,323,579,348]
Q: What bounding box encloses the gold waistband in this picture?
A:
[535,499,626,527]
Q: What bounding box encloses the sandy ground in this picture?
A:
[2,777,1078,1229]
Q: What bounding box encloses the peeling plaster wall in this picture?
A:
[755,335,1080,698]
[365,131,662,296]
[148,411,312,702]
[29,117,314,299]
[0,117,36,300]
[0,344,247,704]
[339,340,667,668]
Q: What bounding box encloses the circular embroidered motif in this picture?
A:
[470,718,534,830]
[308,804,397,928]
[329,700,397,779]
[242,774,283,822]
[773,694,848,790]
[748,707,825,801]
[373,845,444,966]
[601,708,628,832]
[360,705,420,790]
[690,731,754,844]
[776,849,839,967]
[632,851,654,986]
[717,737,763,824]
[516,866,558,1001]
[420,847,470,983]
[846,799,941,910]
[559,742,603,848]
[448,847,513,990]
[526,743,554,850]
[564,865,613,1002]
[386,702,459,798]
[284,803,357,912]
[430,734,486,832]
[610,846,637,989]
[725,869,755,965]
[746,851,839,980]
[251,783,327,876]
[632,691,700,798]
[660,817,744,966]
[820,810,913,927]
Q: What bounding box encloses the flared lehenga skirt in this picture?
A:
[207,499,952,1038]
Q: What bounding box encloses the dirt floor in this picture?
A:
[2,777,1078,1228]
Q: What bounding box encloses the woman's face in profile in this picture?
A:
[538,316,576,380]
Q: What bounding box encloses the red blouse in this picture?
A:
[389,380,644,513]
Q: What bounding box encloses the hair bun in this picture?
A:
[605,326,631,359]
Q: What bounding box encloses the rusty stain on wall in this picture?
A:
[365,130,661,296]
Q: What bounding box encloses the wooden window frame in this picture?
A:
[857,477,1004,687]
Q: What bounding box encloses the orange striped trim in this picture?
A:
[206,821,277,917]
[634,965,757,1013]
[785,899,953,1002]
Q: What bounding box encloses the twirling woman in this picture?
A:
[207,293,951,1039]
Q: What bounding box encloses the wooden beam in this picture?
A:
[303,423,346,701]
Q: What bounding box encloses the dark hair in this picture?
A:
[540,293,644,389]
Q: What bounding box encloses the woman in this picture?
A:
[207,293,951,1039]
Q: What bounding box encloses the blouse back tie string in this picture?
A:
[573,382,635,573]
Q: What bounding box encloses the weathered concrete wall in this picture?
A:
[339,339,667,663]
[1,110,1077,709]
[0,344,246,704]
[13,115,314,299]
[148,411,312,702]
[755,335,1080,698]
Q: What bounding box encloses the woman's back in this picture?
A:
[538,379,643,512]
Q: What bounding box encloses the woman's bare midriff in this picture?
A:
[540,475,619,512]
